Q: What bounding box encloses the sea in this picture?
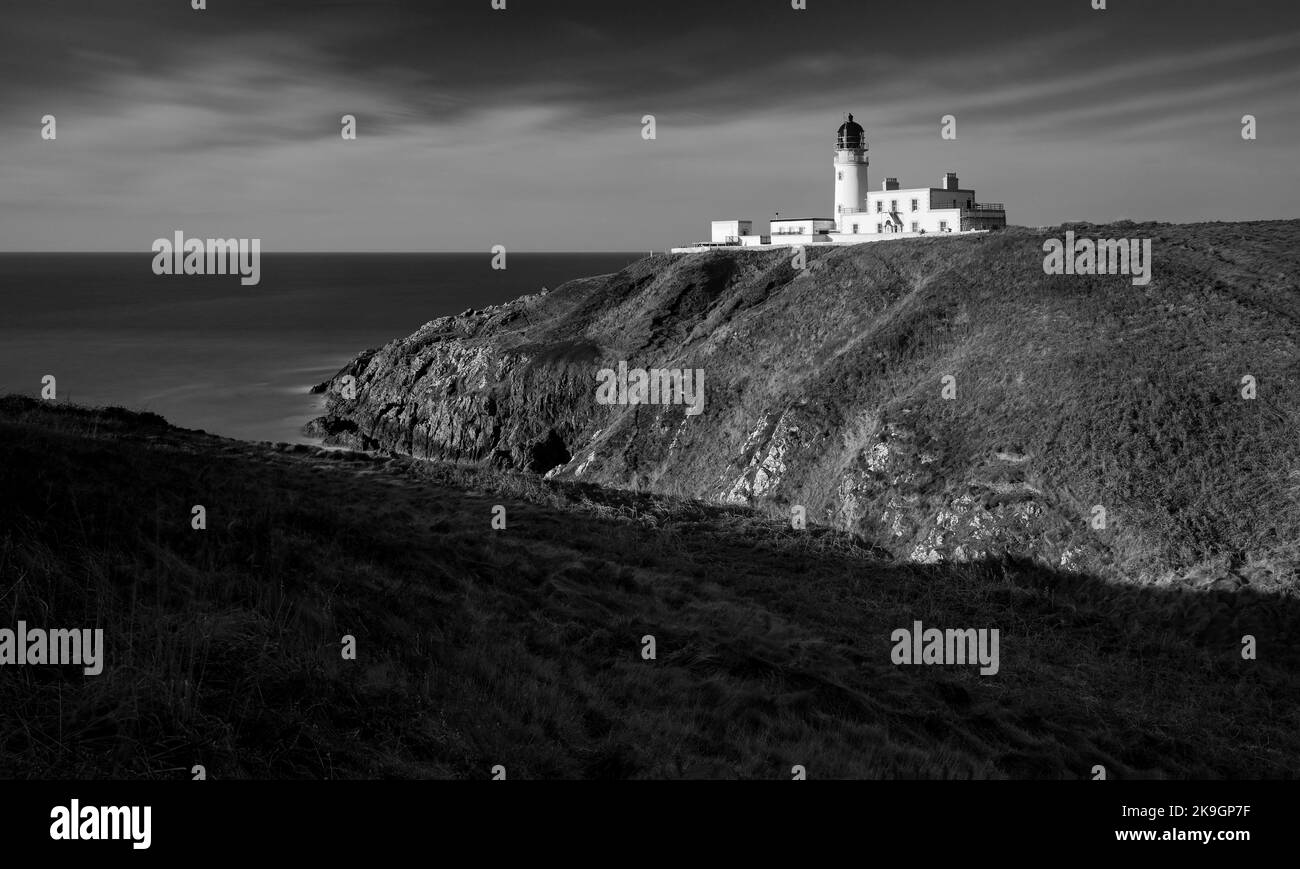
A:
[0,253,642,444]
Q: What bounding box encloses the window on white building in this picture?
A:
[911,221,918,232]
[876,201,882,213]
[911,199,918,212]
[890,200,897,212]
[852,224,859,233]
[876,223,882,233]
[939,220,949,231]
[838,171,843,180]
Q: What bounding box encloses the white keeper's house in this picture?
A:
[675,114,1007,252]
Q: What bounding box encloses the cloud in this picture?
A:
[1,0,1297,249]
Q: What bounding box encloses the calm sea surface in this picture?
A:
[0,253,641,443]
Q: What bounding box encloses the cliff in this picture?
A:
[307,221,1300,588]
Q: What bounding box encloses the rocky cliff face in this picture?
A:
[308,221,1300,590]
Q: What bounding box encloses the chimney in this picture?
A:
[883,178,900,191]
[943,172,959,191]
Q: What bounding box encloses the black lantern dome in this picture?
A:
[836,113,865,150]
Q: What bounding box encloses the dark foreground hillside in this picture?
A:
[311,220,1300,589]
[2,398,1297,779]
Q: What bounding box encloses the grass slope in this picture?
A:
[1,397,1297,779]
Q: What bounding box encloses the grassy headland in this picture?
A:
[309,221,1300,589]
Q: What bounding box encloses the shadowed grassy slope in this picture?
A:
[1,398,1298,779]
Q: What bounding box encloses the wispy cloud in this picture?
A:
[1,0,1297,250]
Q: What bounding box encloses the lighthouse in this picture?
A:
[678,112,1007,252]
[833,113,868,229]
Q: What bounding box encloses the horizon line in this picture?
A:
[0,249,658,255]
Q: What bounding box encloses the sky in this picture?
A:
[1,0,1297,251]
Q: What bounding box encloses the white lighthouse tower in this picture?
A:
[833,114,868,230]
